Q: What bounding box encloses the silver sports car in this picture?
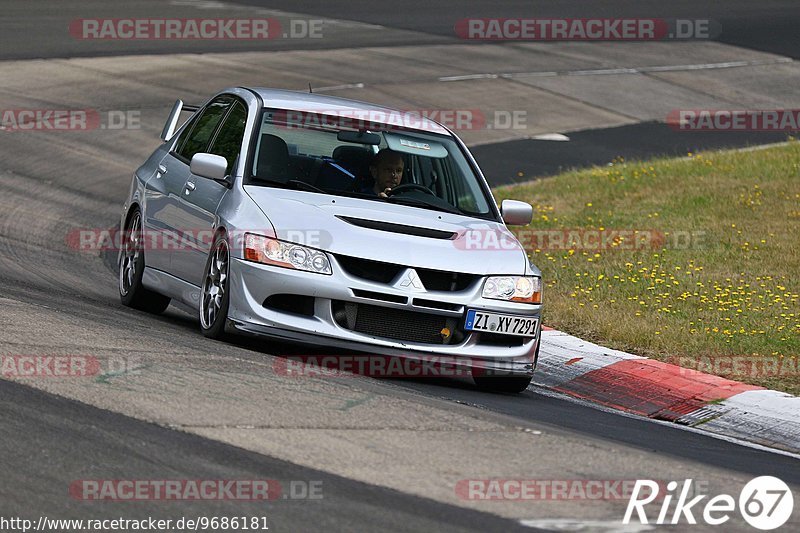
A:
[119,87,542,392]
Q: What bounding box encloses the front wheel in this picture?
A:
[200,233,231,339]
[473,375,532,393]
[119,209,171,314]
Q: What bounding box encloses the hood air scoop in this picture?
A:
[336,215,457,240]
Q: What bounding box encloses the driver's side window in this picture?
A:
[208,101,247,175]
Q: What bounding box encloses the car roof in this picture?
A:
[245,87,451,135]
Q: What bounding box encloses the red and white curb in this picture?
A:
[535,327,800,454]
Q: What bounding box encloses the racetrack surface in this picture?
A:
[0,379,537,532]
[473,122,791,184]
[3,0,798,179]
[1,1,799,531]
[4,0,798,59]
[234,0,800,60]
[1,80,798,533]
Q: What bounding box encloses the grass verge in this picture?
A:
[493,141,800,395]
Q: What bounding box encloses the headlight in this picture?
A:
[244,233,332,275]
[483,276,541,304]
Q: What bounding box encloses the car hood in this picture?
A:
[243,187,531,275]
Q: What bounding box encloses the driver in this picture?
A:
[368,149,404,198]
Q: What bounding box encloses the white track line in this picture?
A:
[440,57,794,82]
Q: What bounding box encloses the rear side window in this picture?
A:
[176,98,231,162]
[172,114,197,154]
[209,101,247,175]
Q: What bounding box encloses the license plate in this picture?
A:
[464,310,538,337]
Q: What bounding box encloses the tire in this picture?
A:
[199,233,231,339]
[473,335,539,393]
[473,375,532,393]
[119,209,171,314]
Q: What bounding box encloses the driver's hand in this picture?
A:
[379,188,391,198]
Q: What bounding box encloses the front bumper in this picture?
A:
[227,256,541,376]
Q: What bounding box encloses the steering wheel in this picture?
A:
[387,183,436,196]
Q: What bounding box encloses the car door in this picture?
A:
[144,97,232,275]
[171,98,248,286]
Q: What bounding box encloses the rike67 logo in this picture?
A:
[624,477,794,530]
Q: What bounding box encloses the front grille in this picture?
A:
[337,255,402,284]
[336,255,480,292]
[412,298,462,312]
[332,301,463,345]
[352,289,408,304]
[417,269,478,292]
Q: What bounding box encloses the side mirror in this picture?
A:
[190,153,228,181]
[161,99,184,141]
[500,199,533,226]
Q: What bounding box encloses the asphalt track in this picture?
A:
[1,1,799,532]
[236,0,800,181]
[4,0,798,59]
[235,0,800,59]
[0,378,535,533]
[473,123,791,185]
[1,0,797,179]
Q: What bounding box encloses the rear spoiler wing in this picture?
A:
[160,99,201,142]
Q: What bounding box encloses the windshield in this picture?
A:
[247,109,495,219]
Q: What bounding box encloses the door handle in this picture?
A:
[184,181,196,195]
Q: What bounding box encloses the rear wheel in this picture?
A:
[200,233,231,339]
[119,209,171,313]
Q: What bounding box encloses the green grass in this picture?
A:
[493,141,800,395]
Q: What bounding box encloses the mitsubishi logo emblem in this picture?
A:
[395,268,426,292]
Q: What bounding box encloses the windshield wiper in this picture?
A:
[385,195,465,216]
[250,178,471,216]
[286,179,326,193]
[250,177,326,194]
